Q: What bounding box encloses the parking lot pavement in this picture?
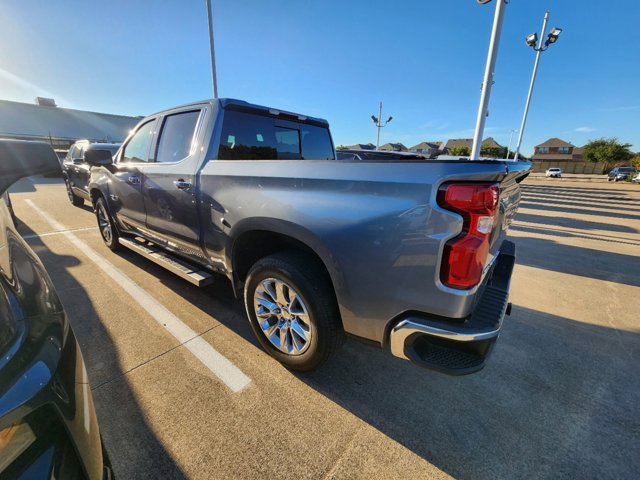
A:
[8,177,640,479]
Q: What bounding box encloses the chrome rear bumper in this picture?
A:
[389,240,515,375]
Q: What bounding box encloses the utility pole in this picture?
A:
[514,12,562,161]
[507,129,517,159]
[376,101,382,150]
[371,100,393,150]
[206,0,218,98]
[470,0,508,160]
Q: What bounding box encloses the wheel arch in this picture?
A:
[228,220,345,318]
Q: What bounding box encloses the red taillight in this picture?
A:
[437,183,499,289]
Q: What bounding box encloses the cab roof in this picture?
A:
[149,98,329,128]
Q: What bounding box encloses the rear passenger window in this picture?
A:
[155,110,201,163]
[218,110,334,160]
[122,120,155,163]
[301,124,334,160]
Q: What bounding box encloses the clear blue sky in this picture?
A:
[1,0,638,156]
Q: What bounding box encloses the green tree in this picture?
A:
[582,138,633,170]
[480,146,508,158]
[448,146,470,156]
[630,155,640,169]
[336,145,349,150]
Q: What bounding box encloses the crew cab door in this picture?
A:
[141,107,207,255]
[64,144,86,194]
[75,147,93,194]
[109,119,157,231]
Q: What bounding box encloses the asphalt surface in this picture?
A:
[8,177,640,480]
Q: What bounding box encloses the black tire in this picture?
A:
[64,177,84,206]
[244,252,343,371]
[95,196,120,251]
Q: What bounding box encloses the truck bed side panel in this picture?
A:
[199,159,529,343]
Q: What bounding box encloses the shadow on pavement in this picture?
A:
[519,202,640,222]
[519,197,640,214]
[19,222,188,480]
[297,305,639,479]
[515,212,637,235]
[521,184,637,196]
[511,223,640,247]
[513,234,639,287]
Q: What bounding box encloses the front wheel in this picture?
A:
[244,252,343,371]
[64,177,84,206]
[95,197,120,251]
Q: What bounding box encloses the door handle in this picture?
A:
[127,176,141,185]
[173,180,192,190]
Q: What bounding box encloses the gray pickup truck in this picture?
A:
[85,98,530,374]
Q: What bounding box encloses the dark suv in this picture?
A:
[62,140,120,206]
[608,166,635,182]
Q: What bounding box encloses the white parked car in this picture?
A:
[545,168,562,178]
[632,172,640,183]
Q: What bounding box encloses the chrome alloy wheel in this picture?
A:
[96,203,112,244]
[253,278,312,355]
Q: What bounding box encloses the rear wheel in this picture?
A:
[244,252,343,371]
[95,197,120,251]
[64,177,84,206]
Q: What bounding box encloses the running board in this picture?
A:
[119,237,214,287]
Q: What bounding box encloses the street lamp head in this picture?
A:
[371,115,378,124]
[525,32,538,48]
[386,116,393,123]
[545,27,562,46]
[477,0,493,4]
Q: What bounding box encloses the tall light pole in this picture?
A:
[513,12,562,160]
[206,0,218,98]
[471,0,508,160]
[507,129,517,159]
[371,101,393,150]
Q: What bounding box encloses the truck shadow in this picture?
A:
[297,305,639,479]
[18,222,188,480]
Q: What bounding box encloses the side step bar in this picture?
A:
[119,237,214,287]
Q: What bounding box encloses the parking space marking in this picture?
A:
[25,200,252,393]
[22,226,95,240]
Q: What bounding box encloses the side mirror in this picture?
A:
[0,140,60,194]
[72,158,84,165]
[84,149,113,167]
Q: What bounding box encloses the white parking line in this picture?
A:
[22,226,95,240]
[25,199,252,393]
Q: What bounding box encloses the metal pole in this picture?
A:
[206,0,218,98]
[514,11,549,161]
[471,0,507,160]
[507,129,516,159]
[376,100,382,150]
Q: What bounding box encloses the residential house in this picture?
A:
[379,143,408,152]
[409,141,443,158]
[530,138,606,174]
[443,137,502,154]
[532,138,576,161]
[346,143,376,150]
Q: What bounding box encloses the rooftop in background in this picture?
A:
[444,137,503,150]
[0,98,142,145]
[346,143,376,150]
[379,142,408,152]
[535,137,575,148]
